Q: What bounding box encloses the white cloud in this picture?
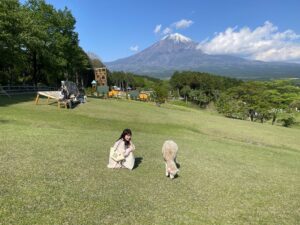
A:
[154,19,193,36]
[154,24,162,34]
[173,19,194,29]
[197,21,300,62]
[253,45,300,62]
[163,27,172,35]
[129,45,139,52]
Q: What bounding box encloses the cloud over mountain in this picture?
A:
[129,45,139,52]
[154,24,162,34]
[173,19,194,29]
[197,21,300,63]
[154,18,194,36]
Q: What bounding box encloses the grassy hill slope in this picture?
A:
[0,96,299,225]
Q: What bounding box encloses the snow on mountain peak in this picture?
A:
[162,33,192,43]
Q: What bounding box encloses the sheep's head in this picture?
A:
[168,167,179,179]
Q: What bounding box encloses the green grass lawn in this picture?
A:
[0,95,299,225]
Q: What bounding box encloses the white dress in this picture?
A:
[107,139,135,170]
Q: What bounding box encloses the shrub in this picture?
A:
[278,113,296,127]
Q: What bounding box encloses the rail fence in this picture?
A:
[0,86,57,96]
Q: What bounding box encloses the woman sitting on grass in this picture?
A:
[107,128,135,170]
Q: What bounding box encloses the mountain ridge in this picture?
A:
[106,33,300,79]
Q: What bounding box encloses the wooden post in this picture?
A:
[35,94,40,105]
[47,97,50,104]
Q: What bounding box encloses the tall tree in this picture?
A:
[0,0,90,86]
[0,0,24,85]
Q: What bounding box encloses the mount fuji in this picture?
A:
[106,33,300,79]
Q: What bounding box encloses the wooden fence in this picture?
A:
[0,86,57,96]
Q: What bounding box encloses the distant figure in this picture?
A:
[58,85,67,100]
[107,129,135,170]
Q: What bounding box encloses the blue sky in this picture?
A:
[22,0,300,62]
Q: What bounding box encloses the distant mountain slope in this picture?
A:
[106,33,300,79]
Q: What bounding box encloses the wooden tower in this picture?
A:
[94,67,108,86]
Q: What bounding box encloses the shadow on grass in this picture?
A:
[87,95,105,99]
[175,161,181,179]
[0,94,36,107]
[46,101,81,109]
[0,119,11,124]
[0,93,83,109]
[133,157,143,170]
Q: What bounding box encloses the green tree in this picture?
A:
[153,81,169,105]
[216,94,248,120]
[0,0,90,86]
[216,80,300,126]
[170,71,242,107]
[0,0,24,85]
[180,85,191,103]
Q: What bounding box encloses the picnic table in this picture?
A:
[35,91,71,109]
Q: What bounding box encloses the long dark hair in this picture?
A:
[118,128,132,146]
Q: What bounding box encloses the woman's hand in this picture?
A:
[124,144,134,156]
[129,141,135,151]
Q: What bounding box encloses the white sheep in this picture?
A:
[162,140,179,179]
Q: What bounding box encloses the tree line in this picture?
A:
[169,71,300,127]
[108,71,161,90]
[216,80,300,126]
[170,71,242,107]
[0,0,90,86]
